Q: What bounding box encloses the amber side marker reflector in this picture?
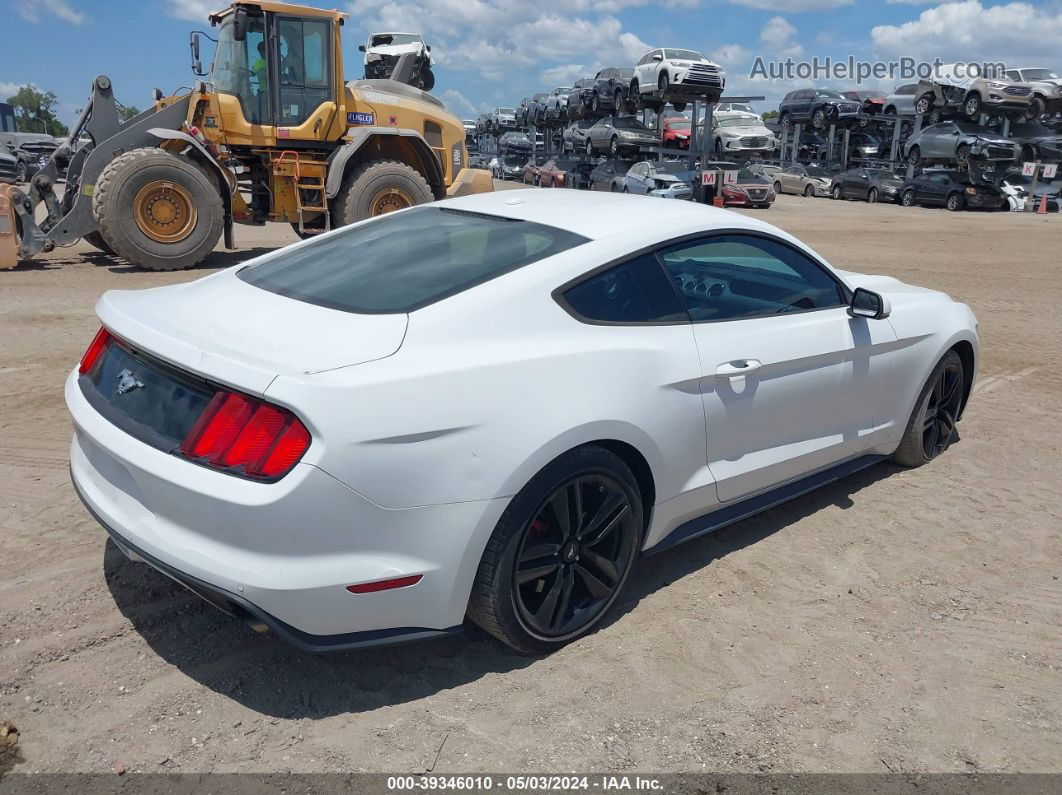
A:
[346,575,423,594]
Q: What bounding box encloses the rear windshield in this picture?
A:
[239,206,588,313]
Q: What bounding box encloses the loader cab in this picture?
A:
[206,4,346,146]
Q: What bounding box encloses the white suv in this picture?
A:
[360,32,435,90]
[631,48,725,110]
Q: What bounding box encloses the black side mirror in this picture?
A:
[358,44,366,52]
[189,32,206,76]
[233,8,248,41]
[848,287,891,319]
[426,45,431,52]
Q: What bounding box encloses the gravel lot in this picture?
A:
[1,188,1059,776]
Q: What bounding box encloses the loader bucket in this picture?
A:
[0,185,20,270]
[446,167,494,198]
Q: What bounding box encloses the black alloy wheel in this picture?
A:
[921,360,963,460]
[512,475,637,639]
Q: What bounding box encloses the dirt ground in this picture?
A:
[0,188,1059,776]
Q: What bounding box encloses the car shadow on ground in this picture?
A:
[104,457,911,719]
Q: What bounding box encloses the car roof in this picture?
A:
[437,189,775,241]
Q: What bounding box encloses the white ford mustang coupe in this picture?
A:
[68,190,978,655]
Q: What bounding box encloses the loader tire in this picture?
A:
[82,231,114,255]
[92,148,223,271]
[331,159,433,226]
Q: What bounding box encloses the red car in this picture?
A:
[522,154,547,185]
[842,90,886,117]
[537,158,579,188]
[702,162,776,209]
[661,115,692,149]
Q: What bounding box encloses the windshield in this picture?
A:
[665,49,703,61]
[805,166,830,177]
[867,169,898,179]
[370,33,421,46]
[1023,69,1059,80]
[816,89,844,99]
[240,207,588,314]
[210,15,269,124]
[652,162,691,176]
[717,117,758,127]
[499,108,514,115]
[612,117,649,131]
[502,155,525,166]
[616,68,635,79]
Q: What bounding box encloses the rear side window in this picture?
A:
[240,206,588,313]
[561,254,687,324]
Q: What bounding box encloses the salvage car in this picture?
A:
[567,79,597,119]
[883,84,918,117]
[773,163,834,197]
[631,48,725,110]
[913,66,1033,121]
[498,131,533,153]
[661,114,692,149]
[842,89,886,119]
[538,158,581,189]
[830,168,904,203]
[492,153,527,181]
[68,190,979,654]
[618,161,693,199]
[522,154,548,185]
[587,67,636,114]
[584,115,658,158]
[545,87,574,121]
[901,170,1006,211]
[0,142,18,184]
[493,107,517,133]
[528,94,551,126]
[562,119,594,154]
[778,88,861,130]
[847,132,883,162]
[1004,67,1062,117]
[710,111,777,156]
[1005,122,1062,164]
[360,32,434,90]
[700,162,775,208]
[588,159,625,191]
[999,170,1061,212]
[904,121,1020,167]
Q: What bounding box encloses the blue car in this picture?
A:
[618,160,694,199]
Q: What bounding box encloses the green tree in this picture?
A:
[761,110,779,121]
[5,84,69,136]
[119,104,141,122]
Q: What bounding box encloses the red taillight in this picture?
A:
[180,390,310,479]
[346,575,423,594]
[79,327,113,374]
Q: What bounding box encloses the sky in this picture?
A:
[4,0,1062,125]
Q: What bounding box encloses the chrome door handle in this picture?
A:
[716,359,762,377]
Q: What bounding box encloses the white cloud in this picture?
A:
[167,0,214,22]
[438,88,478,115]
[540,64,589,86]
[0,81,25,98]
[725,0,852,10]
[714,43,753,65]
[15,0,87,25]
[871,0,1062,65]
[759,16,804,58]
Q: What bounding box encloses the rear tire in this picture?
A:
[893,351,964,468]
[92,148,223,271]
[466,445,643,655]
[82,230,115,255]
[901,189,916,207]
[332,159,433,226]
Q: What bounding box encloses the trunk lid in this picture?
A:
[96,269,408,395]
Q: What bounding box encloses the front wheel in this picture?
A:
[585,139,594,156]
[804,184,815,197]
[658,71,669,93]
[964,93,982,120]
[901,189,916,207]
[773,181,782,195]
[893,351,965,468]
[609,136,619,158]
[672,101,686,113]
[467,446,643,655]
[832,185,842,200]
[812,107,827,129]
[867,187,878,204]
[907,145,922,167]
[92,148,223,271]
[332,159,433,225]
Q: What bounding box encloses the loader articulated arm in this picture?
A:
[3,75,225,267]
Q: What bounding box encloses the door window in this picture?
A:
[560,255,687,324]
[657,235,847,322]
[275,17,332,127]
[210,15,268,124]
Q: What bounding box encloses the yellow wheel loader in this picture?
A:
[0,1,492,271]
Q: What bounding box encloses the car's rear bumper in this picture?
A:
[66,369,507,647]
